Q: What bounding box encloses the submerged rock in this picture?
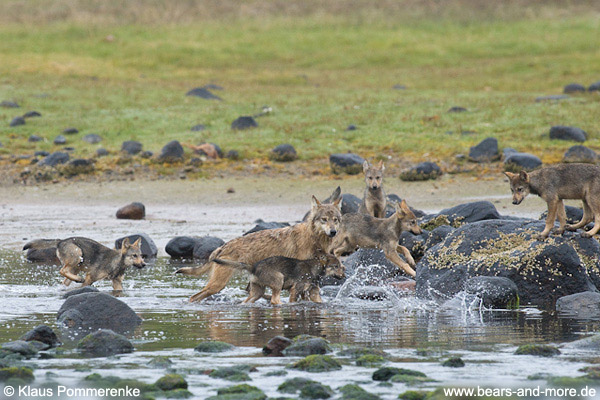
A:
[155,374,188,391]
[442,357,465,367]
[289,355,341,372]
[278,377,318,394]
[300,382,334,399]
[211,384,265,400]
[416,219,600,308]
[1,341,38,357]
[20,325,61,348]
[57,292,142,335]
[464,276,519,309]
[77,329,133,357]
[515,344,560,357]
[194,340,235,353]
[0,366,34,383]
[372,367,426,382]
[263,336,292,357]
[556,292,600,319]
[209,365,254,382]
[339,384,381,400]
[283,338,331,356]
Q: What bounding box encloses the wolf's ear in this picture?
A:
[132,238,142,248]
[311,195,321,210]
[331,186,341,201]
[519,170,530,182]
[362,160,369,173]
[504,171,515,179]
[400,199,410,212]
[394,202,406,218]
[379,160,385,172]
[333,196,343,211]
[122,237,130,248]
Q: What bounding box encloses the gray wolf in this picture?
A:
[328,200,422,277]
[505,163,600,239]
[358,160,387,218]
[212,254,345,305]
[176,195,343,302]
[56,237,145,290]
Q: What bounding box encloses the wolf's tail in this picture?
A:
[212,258,253,272]
[175,263,212,276]
[23,239,61,251]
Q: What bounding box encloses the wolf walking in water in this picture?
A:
[176,195,343,302]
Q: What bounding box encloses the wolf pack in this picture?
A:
[47,162,600,305]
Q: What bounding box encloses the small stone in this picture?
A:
[346,124,357,131]
[10,116,25,127]
[121,140,142,155]
[226,150,239,160]
[372,367,426,382]
[82,133,103,144]
[270,144,297,162]
[356,354,386,367]
[28,135,43,142]
[0,100,19,108]
[300,382,334,399]
[96,148,109,157]
[0,367,34,383]
[62,127,79,134]
[23,111,41,118]
[563,83,586,94]
[77,329,133,357]
[37,152,69,167]
[191,124,206,131]
[442,357,465,367]
[186,87,222,100]
[140,150,153,158]
[54,135,67,145]
[549,126,587,142]
[158,140,184,163]
[231,116,258,130]
[227,187,235,193]
[116,202,145,220]
[448,106,467,113]
[1,340,39,357]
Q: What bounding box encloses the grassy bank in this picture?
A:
[0,1,599,173]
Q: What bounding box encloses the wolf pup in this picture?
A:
[358,160,387,218]
[213,254,345,305]
[329,200,421,277]
[177,195,343,302]
[56,237,146,290]
[505,163,600,239]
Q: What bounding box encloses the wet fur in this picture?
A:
[505,163,600,239]
[329,200,421,277]
[177,195,343,302]
[358,160,387,218]
[56,237,145,290]
[213,254,345,305]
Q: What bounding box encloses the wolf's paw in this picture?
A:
[565,224,579,232]
[552,228,565,235]
[534,233,549,241]
[581,232,593,238]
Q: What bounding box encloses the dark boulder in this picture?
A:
[57,292,142,335]
[28,134,43,142]
[464,276,520,309]
[0,100,19,108]
[556,292,600,319]
[319,186,361,215]
[563,145,597,164]
[191,124,205,131]
[226,150,239,160]
[20,325,61,348]
[186,87,222,100]
[416,219,600,308]
[284,338,331,356]
[23,111,41,118]
[563,83,586,93]
[503,152,542,172]
[61,159,94,176]
[424,225,455,249]
[502,147,519,158]
[329,153,365,175]
[448,106,467,113]
[244,220,290,236]
[399,230,428,259]
[53,135,67,145]
[115,233,157,258]
[588,80,600,92]
[263,336,292,357]
[433,201,500,226]
[231,116,258,130]
[140,150,153,158]
[158,140,184,163]
[400,162,442,181]
[1,341,38,357]
[82,133,102,144]
[549,126,587,142]
[165,236,202,258]
[77,329,133,357]
[469,137,499,163]
[192,236,225,262]
[34,151,50,157]
[121,141,143,155]
[540,206,584,226]
[37,152,69,167]
[96,148,109,157]
[116,202,145,220]
[346,124,357,131]
[270,144,297,162]
[23,238,61,264]
[62,286,99,299]
[10,116,25,127]
[62,127,79,134]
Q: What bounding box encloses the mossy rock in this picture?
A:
[398,390,428,400]
[284,338,332,356]
[278,377,318,393]
[155,388,193,398]
[442,357,465,367]
[209,365,255,381]
[84,373,156,392]
[515,344,560,357]
[155,374,188,391]
[289,355,342,372]
[338,384,381,400]
[338,347,389,359]
[292,334,320,343]
[264,370,287,377]
[547,376,597,387]
[208,384,266,400]
[420,215,455,231]
[390,374,434,385]
[299,382,334,399]
[0,366,34,382]
[372,367,426,382]
[356,355,386,367]
[194,340,235,353]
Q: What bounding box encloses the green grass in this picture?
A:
[0,2,599,169]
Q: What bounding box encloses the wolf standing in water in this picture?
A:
[177,195,343,302]
[358,160,387,218]
[505,163,600,239]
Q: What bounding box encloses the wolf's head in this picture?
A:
[396,200,422,235]
[363,160,385,191]
[308,195,342,238]
[320,254,346,280]
[121,237,146,269]
[504,171,531,205]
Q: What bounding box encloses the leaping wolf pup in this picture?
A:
[56,237,146,290]
[358,160,387,218]
[212,254,345,305]
[176,195,343,302]
[329,200,421,277]
[505,163,600,239]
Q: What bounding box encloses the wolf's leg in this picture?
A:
[112,276,124,291]
[537,198,559,240]
[554,200,567,235]
[62,278,72,286]
[308,285,323,303]
[567,200,593,231]
[189,264,234,302]
[245,283,264,303]
[581,195,600,238]
[396,244,416,267]
[57,244,84,284]
[289,286,300,303]
[384,247,416,277]
[269,274,285,305]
